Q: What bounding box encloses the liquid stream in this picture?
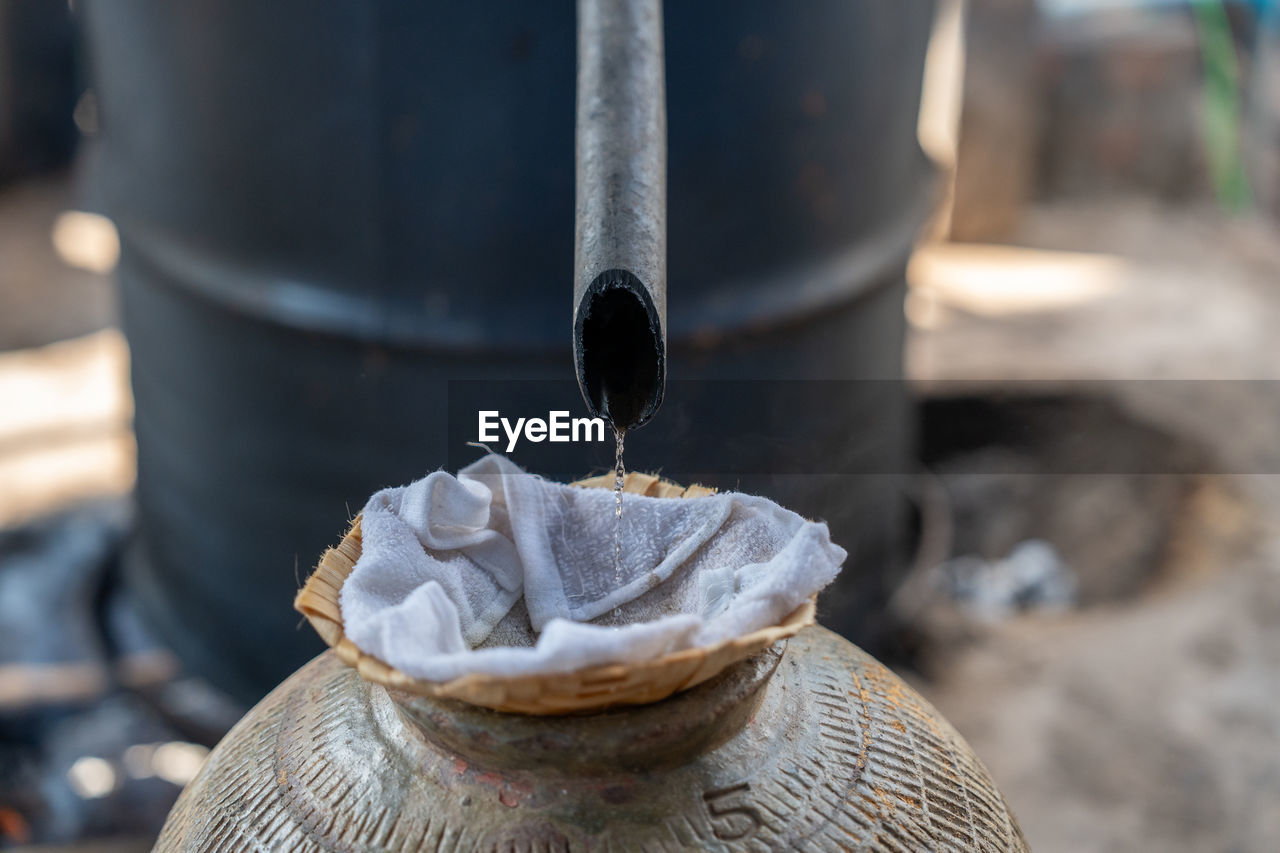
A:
[612,426,625,621]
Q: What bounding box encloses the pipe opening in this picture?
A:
[575,269,664,429]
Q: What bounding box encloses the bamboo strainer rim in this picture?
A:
[294,470,815,714]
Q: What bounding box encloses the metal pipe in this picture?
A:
[572,0,667,430]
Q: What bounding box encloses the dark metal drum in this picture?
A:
[83,0,937,701]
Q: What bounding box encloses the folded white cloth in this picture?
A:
[339,454,846,682]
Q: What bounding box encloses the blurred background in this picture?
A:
[3,0,1280,850]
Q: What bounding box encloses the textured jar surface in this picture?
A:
[157,627,1027,852]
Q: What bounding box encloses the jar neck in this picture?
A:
[389,644,784,773]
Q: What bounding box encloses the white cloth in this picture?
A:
[339,454,846,682]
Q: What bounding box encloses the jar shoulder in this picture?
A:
[157,627,1027,852]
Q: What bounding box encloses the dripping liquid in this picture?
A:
[612,428,626,583]
[612,426,625,621]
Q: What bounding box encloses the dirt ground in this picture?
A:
[0,173,130,527]
[0,174,115,351]
[909,198,1280,853]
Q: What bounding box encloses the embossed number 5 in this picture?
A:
[702,783,763,841]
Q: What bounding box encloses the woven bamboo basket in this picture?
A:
[294,470,816,714]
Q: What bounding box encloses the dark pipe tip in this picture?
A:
[574,269,665,430]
